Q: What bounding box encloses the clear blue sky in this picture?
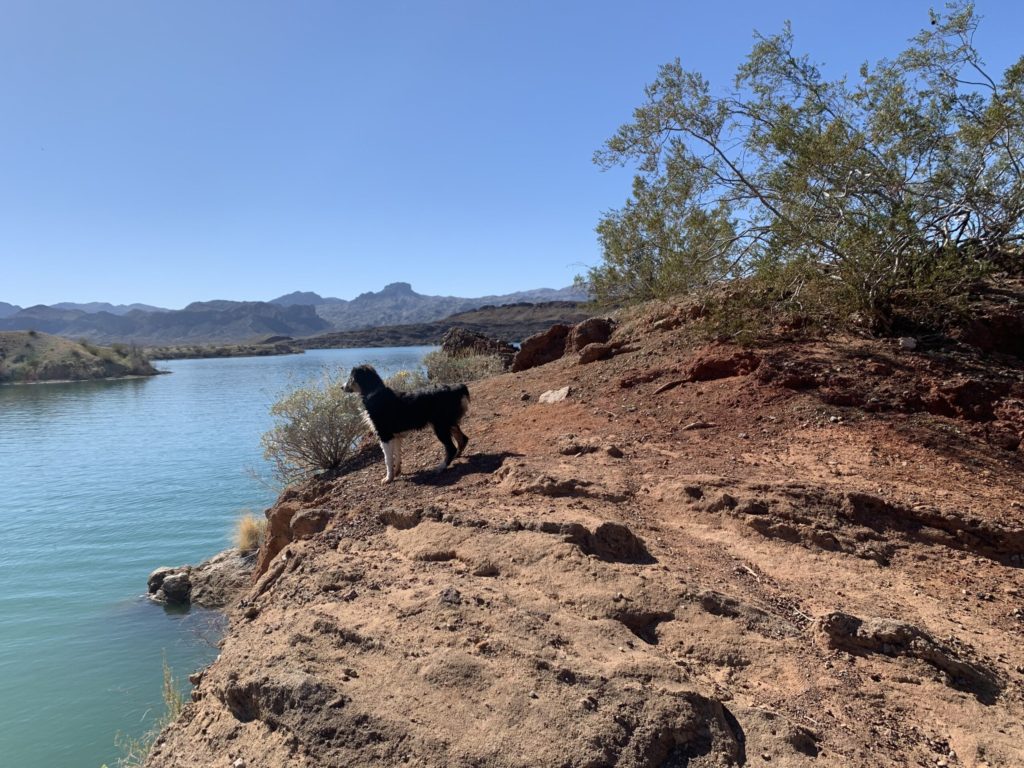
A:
[2,1,1022,309]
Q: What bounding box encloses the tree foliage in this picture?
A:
[584,2,1023,332]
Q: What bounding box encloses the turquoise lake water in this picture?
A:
[0,347,433,768]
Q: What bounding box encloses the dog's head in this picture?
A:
[343,364,384,395]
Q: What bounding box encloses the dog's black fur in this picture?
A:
[343,364,470,483]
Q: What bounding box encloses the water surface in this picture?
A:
[0,347,432,767]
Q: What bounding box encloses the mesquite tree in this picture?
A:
[586,3,1023,331]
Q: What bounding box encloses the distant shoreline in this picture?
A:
[0,331,161,386]
[1,371,170,386]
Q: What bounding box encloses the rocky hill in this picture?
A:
[0,302,330,345]
[144,294,1024,767]
[0,331,158,383]
[293,282,589,330]
[300,301,592,348]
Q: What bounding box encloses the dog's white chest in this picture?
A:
[360,409,378,436]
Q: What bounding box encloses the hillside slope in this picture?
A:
[0,331,158,383]
[146,304,1024,767]
[300,301,592,348]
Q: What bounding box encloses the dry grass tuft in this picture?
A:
[235,513,267,554]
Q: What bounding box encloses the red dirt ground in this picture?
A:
[147,302,1024,768]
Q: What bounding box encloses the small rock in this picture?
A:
[233,759,246,768]
[539,386,571,404]
[605,445,624,458]
[898,337,918,351]
[520,392,531,401]
[681,420,716,431]
[439,587,462,605]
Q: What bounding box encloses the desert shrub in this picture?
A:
[584,3,1023,334]
[386,368,430,392]
[112,658,185,768]
[234,512,267,554]
[261,372,365,484]
[423,350,504,384]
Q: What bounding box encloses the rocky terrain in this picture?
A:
[145,298,1023,767]
[300,301,592,349]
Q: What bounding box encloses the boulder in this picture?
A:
[511,324,571,372]
[147,566,175,594]
[149,551,254,609]
[160,572,192,604]
[565,317,614,353]
[686,349,761,381]
[578,342,614,364]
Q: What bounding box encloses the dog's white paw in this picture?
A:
[381,476,394,485]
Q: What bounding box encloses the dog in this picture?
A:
[343,364,470,484]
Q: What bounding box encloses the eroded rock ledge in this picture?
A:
[148,550,255,610]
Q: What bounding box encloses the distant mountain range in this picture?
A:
[270,282,587,331]
[0,301,169,317]
[0,283,588,344]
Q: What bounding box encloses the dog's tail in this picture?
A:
[459,385,470,419]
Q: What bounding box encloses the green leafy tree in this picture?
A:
[585,2,1022,332]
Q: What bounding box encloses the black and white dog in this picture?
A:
[343,365,470,484]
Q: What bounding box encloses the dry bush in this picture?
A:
[423,350,504,384]
[234,512,267,554]
[261,372,365,484]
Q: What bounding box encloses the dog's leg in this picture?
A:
[432,424,458,472]
[451,425,469,457]
[393,436,403,476]
[380,440,396,484]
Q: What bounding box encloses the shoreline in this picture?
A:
[0,371,169,386]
